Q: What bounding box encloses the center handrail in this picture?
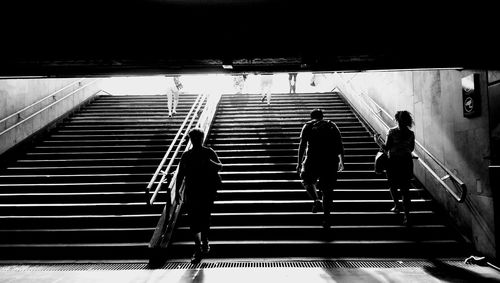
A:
[147,93,207,205]
[333,75,467,203]
[148,92,222,255]
[166,91,220,206]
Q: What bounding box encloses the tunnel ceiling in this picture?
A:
[1,0,498,77]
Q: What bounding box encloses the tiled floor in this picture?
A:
[1,260,499,283]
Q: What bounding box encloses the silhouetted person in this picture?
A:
[297,108,344,228]
[289,72,298,94]
[166,75,183,117]
[260,73,273,105]
[175,128,222,264]
[383,110,415,226]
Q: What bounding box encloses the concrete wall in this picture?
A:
[0,78,102,155]
[333,70,496,259]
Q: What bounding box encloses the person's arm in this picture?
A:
[209,148,223,171]
[297,124,308,173]
[409,131,415,152]
[328,121,344,171]
[382,129,392,152]
[175,153,187,202]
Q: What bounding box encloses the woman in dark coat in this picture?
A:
[383,110,415,225]
[175,128,222,264]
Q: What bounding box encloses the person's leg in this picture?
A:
[292,74,297,93]
[167,92,173,117]
[201,199,214,254]
[389,186,401,213]
[266,87,271,105]
[401,158,413,225]
[301,167,322,213]
[400,182,411,225]
[261,83,266,102]
[173,92,179,114]
[318,169,337,229]
[386,162,401,213]
[188,203,204,264]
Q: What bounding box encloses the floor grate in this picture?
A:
[0,260,472,271]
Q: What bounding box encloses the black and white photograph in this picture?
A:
[0,1,500,282]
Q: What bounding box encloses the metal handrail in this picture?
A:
[148,92,222,253]
[363,94,467,202]
[146,93,204,194]
[166,91,222,205]
[147,93,207,205]
[334,74,467,202]
[0,78,85,126]
[0,79,99,137]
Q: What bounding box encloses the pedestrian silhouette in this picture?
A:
[382,110,415,226]
[175,128,222,264]
[260,73,273,105]
[297,108,344,228]
[289,72,297,94]
[165,75,182,117]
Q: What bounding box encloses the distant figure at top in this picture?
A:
[289,72,298,94]
[297,108,344,229]
[233,74,247,94]
[165,75,183,117]
[260,73,273,105]
[382,110,415,226]
[175,128,222,264]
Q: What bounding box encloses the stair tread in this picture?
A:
[171,239,460,245]
[0,202,165,207]
[0,243,148,247]
[175,225,447,229]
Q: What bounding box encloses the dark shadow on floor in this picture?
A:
[423,258,500,283]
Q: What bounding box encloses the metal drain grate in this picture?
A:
[177,260,468,269]
[0,260,469,271]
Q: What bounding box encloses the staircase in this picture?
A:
[168,92,467,259]
[0,94,199,260]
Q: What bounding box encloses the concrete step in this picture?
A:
[172,225,457,241]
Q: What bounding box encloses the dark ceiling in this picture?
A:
[1,0,498,77]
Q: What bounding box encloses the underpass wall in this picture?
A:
[0,78,102,155]
[332,70,495,259]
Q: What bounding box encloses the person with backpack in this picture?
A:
[296,108,344,229]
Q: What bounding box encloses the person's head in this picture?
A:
[310,108,324,120]
[395,110,414,129]
[188,128,204,147]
